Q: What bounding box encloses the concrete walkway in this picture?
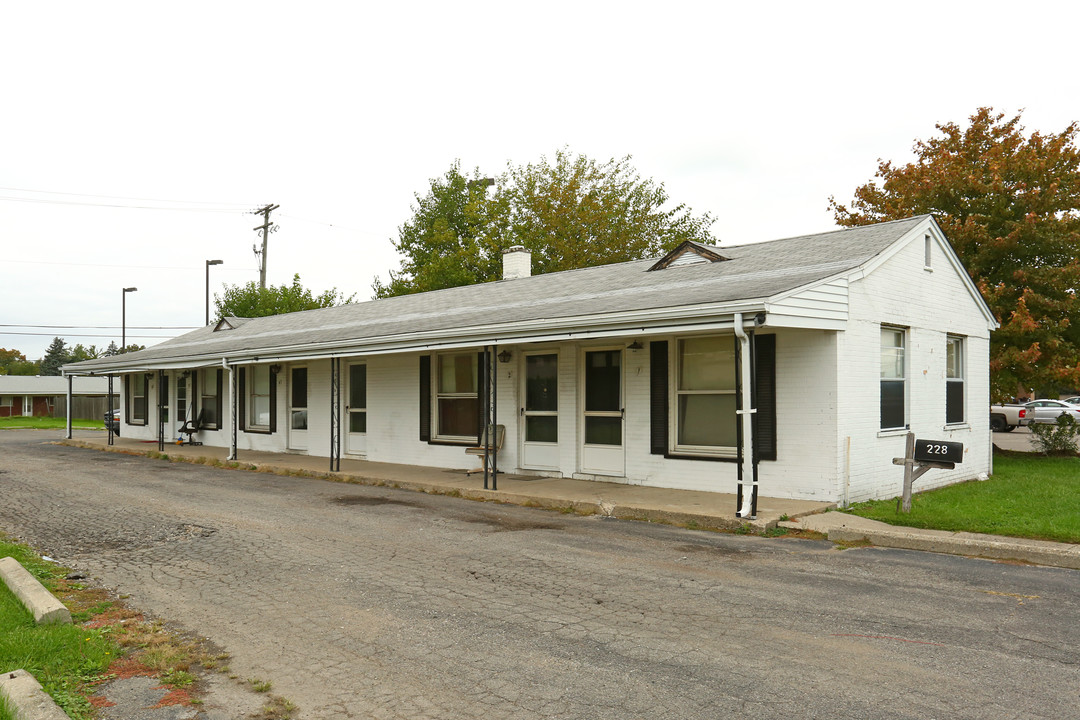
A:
[58,433,831,532]
[60,432,1080,569]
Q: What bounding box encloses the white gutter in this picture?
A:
[62,310,770,374]
[733,312,756,518]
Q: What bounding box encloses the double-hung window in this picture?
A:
[248,365,272,430]
[128,373,147,425]
[946,336,964,424]
[436,352,479,440]
[674,336,737,453]
[880,327,907,430]
[200,369,221,429]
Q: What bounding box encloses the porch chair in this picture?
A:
[177,409,206,446]
[464,424,505,477]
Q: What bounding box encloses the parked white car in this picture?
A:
[1023,399,1080,425]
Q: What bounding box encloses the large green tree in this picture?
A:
[215,273,355,319]
[39,337,70,376]
[829,108,1080,399]
[0,348,39,376]
[374,149,716,297]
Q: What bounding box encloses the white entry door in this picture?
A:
[580,349,624,476]
[288,366,308,451]
[346,363,367,456]
[521,352,559,470]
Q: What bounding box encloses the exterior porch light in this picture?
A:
[497,349,512,364]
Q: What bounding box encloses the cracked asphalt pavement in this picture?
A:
[1,430,1078,719]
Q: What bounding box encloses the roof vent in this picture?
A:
[648,241,729,271]
[503,246,532,280]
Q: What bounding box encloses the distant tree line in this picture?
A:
[0,339,144,376]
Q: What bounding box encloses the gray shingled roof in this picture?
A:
[65,216,929,373]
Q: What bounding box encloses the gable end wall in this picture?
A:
[837,229,992,503]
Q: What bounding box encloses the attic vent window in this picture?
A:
[214,318,237,332]
[648,241,729,271]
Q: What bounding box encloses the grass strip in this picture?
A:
[0,539,117,719]
[845,452,1080,543]
[0,418,104,430]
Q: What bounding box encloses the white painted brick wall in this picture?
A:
[113,224,993,505]
[837,231,992,503]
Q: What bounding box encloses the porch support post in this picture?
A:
[64,375,72,439]
[482,346,491,490]
[227,362,238,461]
[107,375,115,446]
[330,357,341,473]
[734,313,757,519]
[491,344,498,492]
[157,370,165,452]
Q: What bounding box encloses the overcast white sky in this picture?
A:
[3,1,1078,362]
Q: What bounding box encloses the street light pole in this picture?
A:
[205,260,223,325]
[122,287,137,350]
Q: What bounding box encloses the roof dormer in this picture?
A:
[648,241,729,271]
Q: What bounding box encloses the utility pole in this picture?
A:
[252,204,280,289]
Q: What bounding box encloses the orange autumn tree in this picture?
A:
[830,108,1080,400]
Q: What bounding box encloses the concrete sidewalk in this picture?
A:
[58,432,831,532]
[780,511,1080,570]
[60,431,1080,570]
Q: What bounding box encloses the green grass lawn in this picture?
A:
[0,539,118,720]
[0,417,103,430]
[845,451,1080,543]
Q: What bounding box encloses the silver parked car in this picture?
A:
[1023,399,1080,425]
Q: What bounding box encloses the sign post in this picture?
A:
[892,432,963,512]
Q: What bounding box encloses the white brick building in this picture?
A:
[64,215,997,508]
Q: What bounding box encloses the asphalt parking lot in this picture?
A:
[991,425,1037,452]
[2,430,1078,719]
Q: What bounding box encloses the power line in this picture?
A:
[0,185,256,208]
[5,258,254,272]
[2,334,174,343]
[1,324,197,330]
[0,195,249,213]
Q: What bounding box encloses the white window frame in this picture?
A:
[946,335,965,425]
[200,368,220,429]
[880,326,907,430]
[434,351,479,442]
[670,335,738,458]
[128,373,147,426]
[0,395,11,409]
[247,364,272,431]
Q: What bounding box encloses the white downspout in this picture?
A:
[733,313,756,518]
[224,357,236,461]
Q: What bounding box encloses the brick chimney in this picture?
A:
[502,245,531,280]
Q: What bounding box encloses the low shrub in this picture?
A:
[1029,414,1080,455]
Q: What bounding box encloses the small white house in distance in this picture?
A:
[63,215,997,507]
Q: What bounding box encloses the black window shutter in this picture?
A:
[123,374,130,425]
[238,367,246,430]
[189,372,198,422]
[752,334,777,461]
[650,341,669,455]
[269,368,277,434]
[419,355,431,441]
[477,351,487,443]
[214,369,223,429]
